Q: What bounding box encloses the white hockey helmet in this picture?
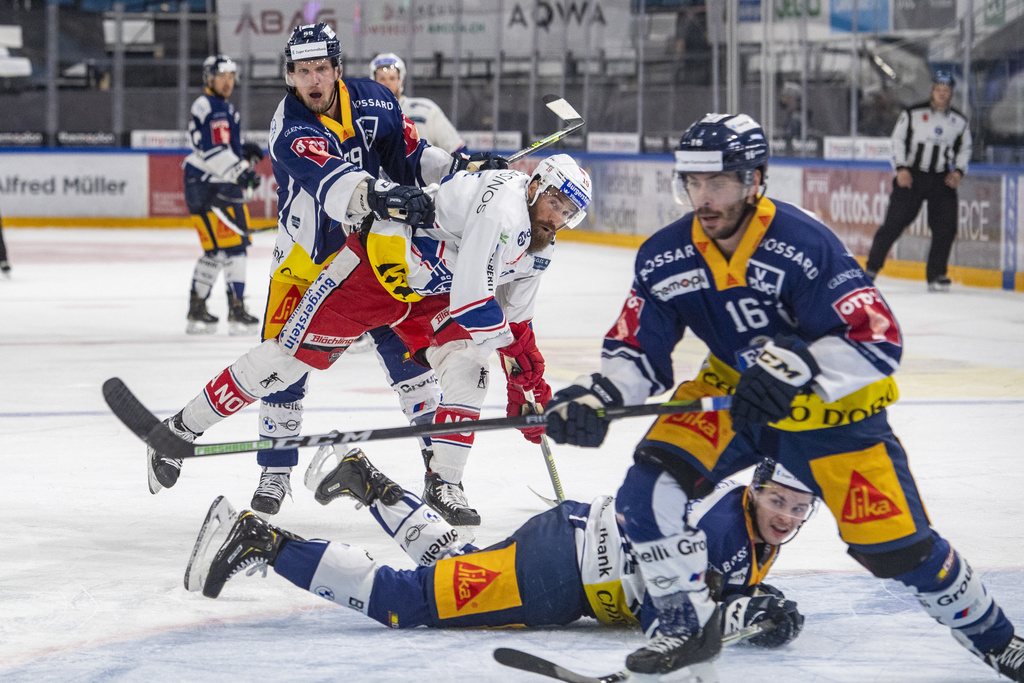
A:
[747,458,817,545]
[528,154,592,229]
[370,52,406,83]
[202,54,237,85]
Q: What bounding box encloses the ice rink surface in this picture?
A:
[2,227,1023,682]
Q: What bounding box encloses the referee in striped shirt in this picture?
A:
[866,70,972,292]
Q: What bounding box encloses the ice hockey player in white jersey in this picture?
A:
[187,448,807,652]
[370,52,467,155]
[145,153,591,527]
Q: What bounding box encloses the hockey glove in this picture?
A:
[450,151,510,174]
[721,584,804,648]
[729,335,820,431]
[236,166,261,192]
[366,179,436,225]
[507,378,552,444]
[498,321,546,392]
[544,373,623,448]
[241,142,264,165]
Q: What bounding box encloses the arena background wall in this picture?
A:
[0,150,1020,291]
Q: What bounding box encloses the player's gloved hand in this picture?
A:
[241,142,264,165]
[721,584,804,648]
[507,378,552,444]
[450,151,510,174]
[498,321,545,392]
[729,335,820,431]
[544,373,623,448]
[366,179,436,225]
[236,166,261,191]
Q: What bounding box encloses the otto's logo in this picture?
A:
[832,287,900,345]
[665,410,721,447]
[211,118,230,145]
[841,470,902,523]
[607,288,644,347]
[452,561,500,611]
[291,136,333,166]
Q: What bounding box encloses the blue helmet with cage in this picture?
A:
[932,69,955,88]
[285,23,342,72]
[202,54,237,85]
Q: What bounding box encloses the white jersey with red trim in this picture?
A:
[400,95,466,155]
[405,169,553,354]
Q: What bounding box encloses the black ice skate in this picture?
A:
[147,411,200,494]
[984,635,1024,682]
[0,259,10,278]
[186,290,218,335]
[250,467,292,515]
[227,292,260,336]
[928,275,952,293]
[202,510,303,599]
[307,446,404,507]
[423,471,481,526]
[626,608,722,675]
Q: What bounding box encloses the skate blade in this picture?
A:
[184,495,238,592]
[659,662,719,683]
[186,321,218,335]
[146,448,162,495]
[303,444,341,493]
[228,321,259,336]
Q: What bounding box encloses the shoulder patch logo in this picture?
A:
[841,470,902,523]
[290,136,334,167]
[453,560,501,611]
[832,287,900,345]
[211,118,230,146]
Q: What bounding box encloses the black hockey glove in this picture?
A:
[544,373,623,448]
[721,583,804,648]
[729,335,820,431]
[241,142,264,165]
[366,179,436,225]
[450,151,510,174]
[236,167,261,192]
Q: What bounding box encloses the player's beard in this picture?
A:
[695,195,755,242]
[301,84,338,116]
[527,203,558,253]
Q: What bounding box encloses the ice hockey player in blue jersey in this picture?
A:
[183,54,264,336]
[185,448,808,650]
[543,113,1024,680]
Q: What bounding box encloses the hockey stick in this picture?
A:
[526,387,565,506]
[492,621,775,683]
[505,95,585,164]
[102,377,731,460]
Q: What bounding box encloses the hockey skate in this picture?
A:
[201,510,304,599]
[227,292,260,336]
[346,332,374,354]
[184,495,237,593]
[626,608,722,676]
[147,411,199,494]
[928,275,952,292]
[304,445,404,507]
[250,467,292,515]
[983,635,1024,682]
[0,260,10,278]
[186,290,218,335]
[423,471,481,526]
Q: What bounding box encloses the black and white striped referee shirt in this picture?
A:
[890,102,972,175]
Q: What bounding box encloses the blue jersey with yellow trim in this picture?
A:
[184,91,244,185]
[602,197,904,428]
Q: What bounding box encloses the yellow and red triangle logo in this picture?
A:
[453,560,501,611]
[269,284,302,325]
[841,470,903,523]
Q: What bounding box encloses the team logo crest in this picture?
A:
[747,259,785,296]
[357,116,379,149]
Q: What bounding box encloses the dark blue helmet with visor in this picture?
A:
[672,113,769,206]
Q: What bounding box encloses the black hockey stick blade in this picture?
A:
[493,648,627,683]
[103,376,730,459]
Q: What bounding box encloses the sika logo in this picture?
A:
[452,561,500,611]
[841,470,903,523]
[665,410,720,447]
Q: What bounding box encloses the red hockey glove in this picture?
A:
[499,321,546,392]
[507,378,552,444]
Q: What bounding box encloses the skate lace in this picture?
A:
[255,472,292,500]
[996,639,1024,670]
[643,634,691,654]
[435,480,470,509]
[229,556,269,581]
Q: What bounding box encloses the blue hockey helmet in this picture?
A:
[932,69,955,88]
[285,23,342,70]
[748,458,817,544]
[674,113,769,187]
[202,54,237,84]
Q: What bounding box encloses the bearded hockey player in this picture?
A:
[544,113,1024,680]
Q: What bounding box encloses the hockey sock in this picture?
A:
[631,528,717,637]
[257,399,303,468]
[191,254,223,299]
[895,534,1014,654]
[223,254,247,299]
[369,492,473,566]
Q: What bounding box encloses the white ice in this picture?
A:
[2,228,1023,682]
